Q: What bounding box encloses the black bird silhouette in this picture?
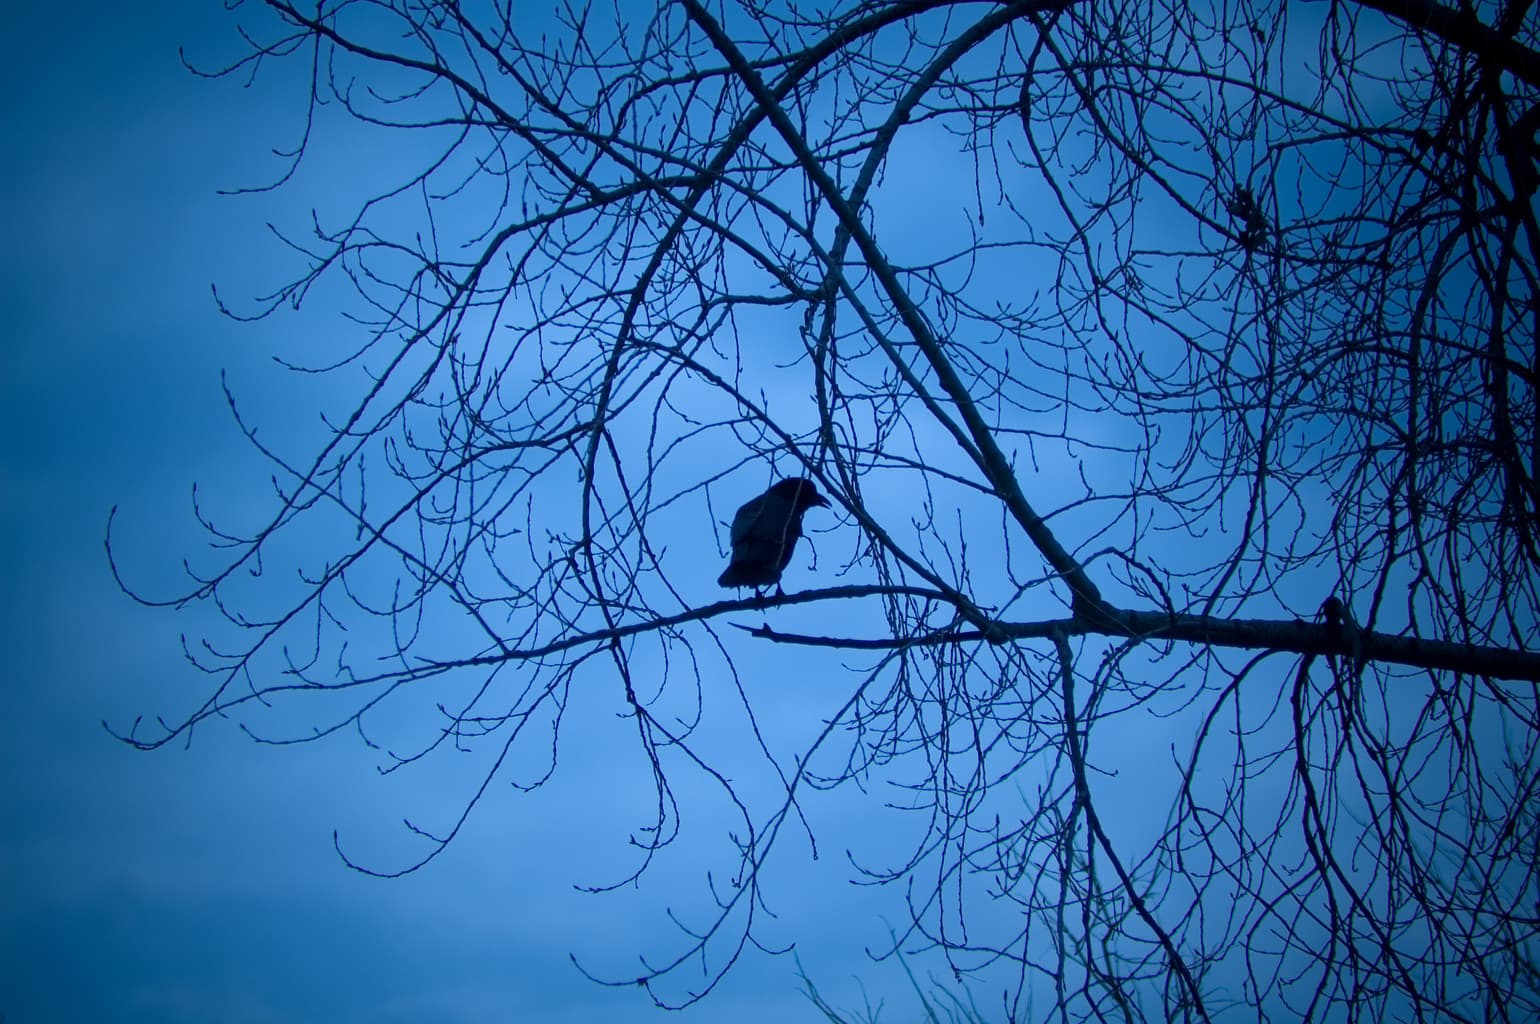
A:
[1319,595,1347,633]
[717,477,830,592]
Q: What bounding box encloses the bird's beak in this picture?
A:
[812,492,831,507]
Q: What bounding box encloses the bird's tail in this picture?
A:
[717,564,757,587]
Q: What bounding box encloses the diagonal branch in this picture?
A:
[682,0,1109,625]
[1351,0,1540,90]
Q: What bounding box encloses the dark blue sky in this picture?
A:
[4,2,1465,1021]
[0,4,919,1021]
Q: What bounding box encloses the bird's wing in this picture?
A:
[730,500,781,565]
[736,492,801,545]
[728,493,769,546]
[727,491,803,575]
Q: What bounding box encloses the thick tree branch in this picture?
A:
[741,608,1540,682]
[1351,0,1540,90]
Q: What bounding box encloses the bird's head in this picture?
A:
[771,476,830,511]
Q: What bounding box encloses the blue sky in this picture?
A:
[6,3,1520,1022]
[0,5,968,1022]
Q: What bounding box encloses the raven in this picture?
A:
[717,477,830,592]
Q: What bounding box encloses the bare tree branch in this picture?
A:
[115,0,1540,1017]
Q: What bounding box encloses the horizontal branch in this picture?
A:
[736,605,1540,683]
[429,585,954,666]
[1111,608,1540,682]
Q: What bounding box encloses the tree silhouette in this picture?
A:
[112,0,1540,1019]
